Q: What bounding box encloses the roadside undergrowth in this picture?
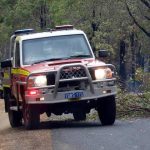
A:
[116,91,150,119]
[87,91,150,121]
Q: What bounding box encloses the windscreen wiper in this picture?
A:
[32,58,68,65]
[70,54,91,58]
[32,55,91,65]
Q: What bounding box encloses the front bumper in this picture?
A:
[23,63,117,104]
[25,83,116,104]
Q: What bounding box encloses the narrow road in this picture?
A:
[0,99,150,150]
[51,119,150,150]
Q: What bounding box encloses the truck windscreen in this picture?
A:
[22,34,93,65]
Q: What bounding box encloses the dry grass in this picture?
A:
[117,91,150,119]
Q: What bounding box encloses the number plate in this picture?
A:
[65,91,84,99]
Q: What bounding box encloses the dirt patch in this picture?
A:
[0,128,53,150]
[0,99,4,113]
[0,99,53,150]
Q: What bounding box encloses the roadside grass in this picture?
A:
[116,91,150,119]
[87,91,150,121]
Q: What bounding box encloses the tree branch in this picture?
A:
[140,0,150,9]
[144,15,150,20]
[125,1,150,37]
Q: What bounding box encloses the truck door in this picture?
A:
[11,41,20,99]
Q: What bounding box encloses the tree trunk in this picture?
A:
[130,33,136,81]
[119,40,127,89]
[143,55,150,90]
[130,31,140,92]
[40,1,48,29]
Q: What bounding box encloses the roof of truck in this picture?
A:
[16,29,85,41]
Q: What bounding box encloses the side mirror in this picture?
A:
[1,58,12,68]
[98,50,108,58]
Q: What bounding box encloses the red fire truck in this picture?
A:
[1,25,116,129]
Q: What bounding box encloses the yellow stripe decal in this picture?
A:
[3,85,10,88]
[19,69,30,76]
[11,68,30,76]
[4,73,9,79]
[11,68,18,74]
[0,87,3,90]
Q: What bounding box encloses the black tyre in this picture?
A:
[3,89,9,112]
[23,105,40,130]
[5,91,22,127]
[8,109,22,127]
[73,112,86,121]
[0,90,3,99]
[97,96,116,126]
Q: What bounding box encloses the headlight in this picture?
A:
[95,69,106,80]
[95,68,112,80]
[28,75,47,87]
[34,75,47,87]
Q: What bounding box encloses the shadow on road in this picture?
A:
[39,120,102,129]
[0,120,103,132]
[0,119,123,132]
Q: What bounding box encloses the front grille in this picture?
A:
[60,66,87,79]
[46,66,93,87]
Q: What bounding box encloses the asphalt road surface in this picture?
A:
[0,99,150,150]
[51,119,150,150]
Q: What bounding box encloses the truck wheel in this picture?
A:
[0,91,3,99]
[73,112,86,121]
[3,89,9,112]
[8,109,22,127]
[97,96,116,126]
[6,93,22,127]
[23,105,40,130]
